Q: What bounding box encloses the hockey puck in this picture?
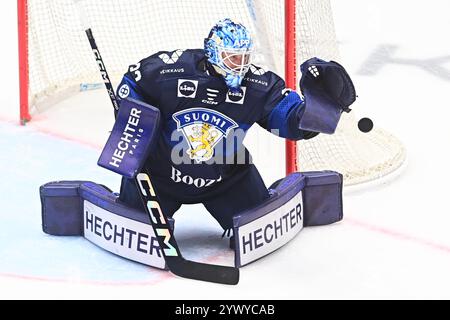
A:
[358,118,374,133]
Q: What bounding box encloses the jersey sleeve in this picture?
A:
[116,52,165,107]
[257,74,319,141]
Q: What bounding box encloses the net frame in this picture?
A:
[17,0,406,185]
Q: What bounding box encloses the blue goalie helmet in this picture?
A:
[204,18,253,89]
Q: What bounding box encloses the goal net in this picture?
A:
[20,0,406,186]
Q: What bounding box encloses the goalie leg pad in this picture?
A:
[98,98,160,178]
[40,181,174,270]
[302,171,343,226]
[232,171,343,267]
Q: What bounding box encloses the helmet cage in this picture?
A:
[216,46,253,78]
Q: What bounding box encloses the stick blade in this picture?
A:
[167,258,239,285]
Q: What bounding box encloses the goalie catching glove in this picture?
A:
[298,57,357,134]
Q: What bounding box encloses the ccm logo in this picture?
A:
[92,49,109,83]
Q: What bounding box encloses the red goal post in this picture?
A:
[18,0,31,124]
[285,0,298,174]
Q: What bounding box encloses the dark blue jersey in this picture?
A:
[116,49,316,202]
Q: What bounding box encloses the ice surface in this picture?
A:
[1,0,450,299]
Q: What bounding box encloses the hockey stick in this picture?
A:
[85,28,239,285]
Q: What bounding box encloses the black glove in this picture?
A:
[298,57,356,134]
[300,57,356,112]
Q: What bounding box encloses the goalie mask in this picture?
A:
[204,18,253,90]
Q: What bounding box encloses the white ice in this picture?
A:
[1,0,450,299]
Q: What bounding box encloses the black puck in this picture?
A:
[358,117,374,133]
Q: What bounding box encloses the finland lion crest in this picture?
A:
[173,108,238,163]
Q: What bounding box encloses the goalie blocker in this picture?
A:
[40,171,342,269]
[97,98,161,178]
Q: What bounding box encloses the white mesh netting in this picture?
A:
[26,0,406,185]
